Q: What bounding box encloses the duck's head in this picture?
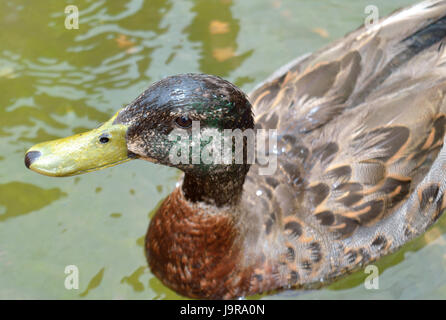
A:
[25,74,254,189]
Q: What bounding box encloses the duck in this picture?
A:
[24,0,446,299]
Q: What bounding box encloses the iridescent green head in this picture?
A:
[25,74,254,179]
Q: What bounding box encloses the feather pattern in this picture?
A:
[242,0,446,288]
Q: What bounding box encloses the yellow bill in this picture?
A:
[24,111,131,177]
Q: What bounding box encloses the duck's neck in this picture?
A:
[181,165,249,207]
[146,165,285,298]
[145,188,253,299]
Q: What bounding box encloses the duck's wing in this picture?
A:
[252,0,446,132]
[247,0,446,286]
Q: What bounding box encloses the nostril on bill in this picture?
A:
[24,151,42,169]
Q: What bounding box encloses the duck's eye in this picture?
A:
[99,136,110,144]
[175,116,192,128]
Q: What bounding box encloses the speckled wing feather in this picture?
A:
[244,0,446,288]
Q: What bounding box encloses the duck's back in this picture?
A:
[242,0,446,289]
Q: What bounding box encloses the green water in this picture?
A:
[1,0,446,299]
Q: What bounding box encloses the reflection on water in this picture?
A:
[0,182,66,222]
[79,267,105,297]
[184,0,253,76]
[1,0,445,299]
[0,182,67,222]
[120,266,146,292]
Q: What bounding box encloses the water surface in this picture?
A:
[1,0,445,299]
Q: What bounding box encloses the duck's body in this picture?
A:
[26,0,446,299]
